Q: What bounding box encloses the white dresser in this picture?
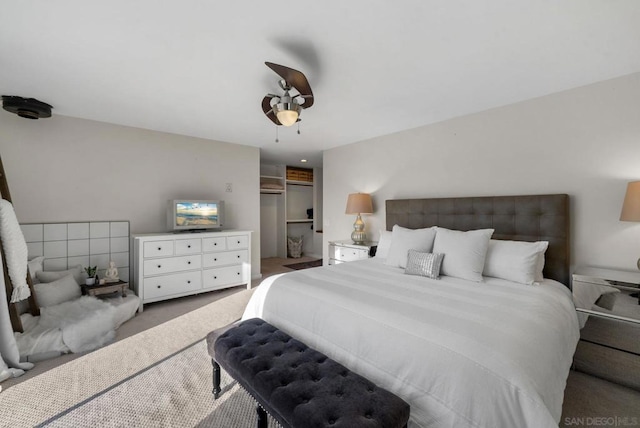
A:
[133,230,252,312]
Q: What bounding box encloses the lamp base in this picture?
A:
[351,230,367,245]
[351,214,366,244]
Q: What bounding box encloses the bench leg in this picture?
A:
[256,405,268,428]
[212,359,221,399]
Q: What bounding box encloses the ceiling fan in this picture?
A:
[261,62,314,127]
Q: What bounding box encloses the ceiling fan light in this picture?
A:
[274,101,301,127]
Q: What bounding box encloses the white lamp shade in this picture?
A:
[276,109,299,127]
[345,193,373,214]
[620,181,640,222]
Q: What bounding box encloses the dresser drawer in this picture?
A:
[202,250,248,268]
[143,240,174,257]
[143,255,201,276]
[175,238,202,255]
[143,271,201,299]
[203,237,227,252]
[202,266,245,289]
[227,235,249,250]
[335,247,369,262]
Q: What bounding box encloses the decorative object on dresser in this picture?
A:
[133,230,252,312]
[345,193,373,244]
[328,239,377,265]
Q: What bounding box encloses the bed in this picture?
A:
[243,194,580,428]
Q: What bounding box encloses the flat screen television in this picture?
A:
[168,200,225,232]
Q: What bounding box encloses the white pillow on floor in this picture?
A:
[34,274,81,308]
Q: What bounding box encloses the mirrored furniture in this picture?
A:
[572,267,640,390]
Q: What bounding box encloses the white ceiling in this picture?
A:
[2,1,640,168]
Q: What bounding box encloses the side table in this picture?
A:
[328,240,377,265]
[83,280,129,298]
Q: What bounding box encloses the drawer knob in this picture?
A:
[188,261,191,265]
[187,280,191,284]
[237,241,240,244]
[237,255,240,258]
[157,285,161,289]
[237,272,240,275]
[187,245,191,248]
[214,276,217,279]
[214,258,217,261]
[157,265,161,268]
[157,247,161,251]
[214,243,217,246]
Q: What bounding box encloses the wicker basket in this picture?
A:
[286,167,313,183]
[287,236,303,258]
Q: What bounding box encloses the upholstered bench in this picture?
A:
[206,318,410,428]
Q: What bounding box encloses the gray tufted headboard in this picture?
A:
[386,194,570,287]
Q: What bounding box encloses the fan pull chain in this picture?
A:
[297,122,301,135]
[275,126,279,143]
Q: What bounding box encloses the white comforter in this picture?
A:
[243,258,579,428]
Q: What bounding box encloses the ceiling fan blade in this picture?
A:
[261,95,281,125]
[291,93,314,109]
[265,62,314,102]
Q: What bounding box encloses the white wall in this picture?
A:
[324,72,640,272]
[0,114,262,278]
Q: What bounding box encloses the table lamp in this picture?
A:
[620,181,640,298]
[345,193,373,244]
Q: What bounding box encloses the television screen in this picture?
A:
[169,200,224,231]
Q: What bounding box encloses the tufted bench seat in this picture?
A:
[206,318,410,428]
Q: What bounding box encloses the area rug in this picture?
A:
[284,259,322,270]
[0,288,255,427]
[38,340,273,427]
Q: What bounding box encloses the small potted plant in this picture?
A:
[84,266,98,285]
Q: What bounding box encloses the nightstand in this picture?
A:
[571,267,640,390]
[573,267,640,312]
[328,240,377,265]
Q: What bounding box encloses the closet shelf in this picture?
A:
[286,180,313,186]
[287,219,313,223]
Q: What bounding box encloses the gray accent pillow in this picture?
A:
[404,250,444,279]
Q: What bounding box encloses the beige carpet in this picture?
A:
[40,340,272,427]
[0,288,254,427]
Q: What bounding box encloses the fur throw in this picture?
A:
[39,296,117,353]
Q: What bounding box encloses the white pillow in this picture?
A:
[385,225,437,269]
[33,274,81,308]
[36,264,85,285]
[432,228,494,282]
[374,230,392,259]
[484,240,549,284]
[27,256,45,280]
